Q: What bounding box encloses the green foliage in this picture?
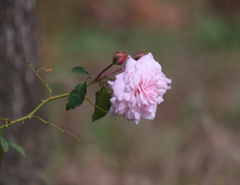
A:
[72,66,90,76]
[92,87,112,122]
[66,81,87,111]
[7,141,25,157]
[0,145,3,159]
[0,132,25,157]
[0,132,2,159]
[0,137,9,153]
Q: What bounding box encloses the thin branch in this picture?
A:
[0,118,11,124]
[0,77,102,130]
[87,79,97,86]
[102,77,115,81]
[85,97,109,113]
[94,63,113,81]
[103,67,124,78]
[0,93,70,130]
[26,61,52,97]
[36,67,54,73]
[0,71,114,130]
[31,116,95,144]
[0,63,114,144]
[0,118,10,122]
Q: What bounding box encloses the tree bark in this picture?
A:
[0,0,49,184]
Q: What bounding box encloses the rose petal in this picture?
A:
[108,53,171,124]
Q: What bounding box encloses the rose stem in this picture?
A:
[94,64,113,81]
[103,67,125,78]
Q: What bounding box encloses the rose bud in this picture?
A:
[134,52,146,60]
[112,51,127,65]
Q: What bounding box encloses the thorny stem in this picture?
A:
[0,118,11,123]
[0,77,111,143]
[0,61,104,143]
[0,93,70,130]
[0,78,100,126]
[0,78,101,131]
[31,116,95,144]
[0,61,117,143]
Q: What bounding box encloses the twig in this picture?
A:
[103,67,124,78]
[31,116,95,144]
[85,97,109,113]
[0,93,70,130]
[0,118,11,124]
[94,64,113,81]
[0,62,114,143]
[26,61,52,97]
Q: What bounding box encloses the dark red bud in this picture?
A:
[112,51,127,65]
[134,52,146,60]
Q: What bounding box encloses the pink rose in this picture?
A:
[108,53,171,124]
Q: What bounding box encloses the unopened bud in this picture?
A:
[112,51,127,65]
[134,52,146,60]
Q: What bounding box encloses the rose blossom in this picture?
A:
[108,53,171,124]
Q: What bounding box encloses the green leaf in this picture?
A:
[104,81,109,86]
[0,132,6,158]
[0,145,3,159]
[0,137,9,153]
[7,141,25,157]
[66,81,87,111]
[72,67,90,77]
[92,87,112,122]
[0,132,2,159]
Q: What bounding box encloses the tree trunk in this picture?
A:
[0,0,49,184]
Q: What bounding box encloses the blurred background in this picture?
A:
[37,0,240,184]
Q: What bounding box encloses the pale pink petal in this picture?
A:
[108,53,171,124]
